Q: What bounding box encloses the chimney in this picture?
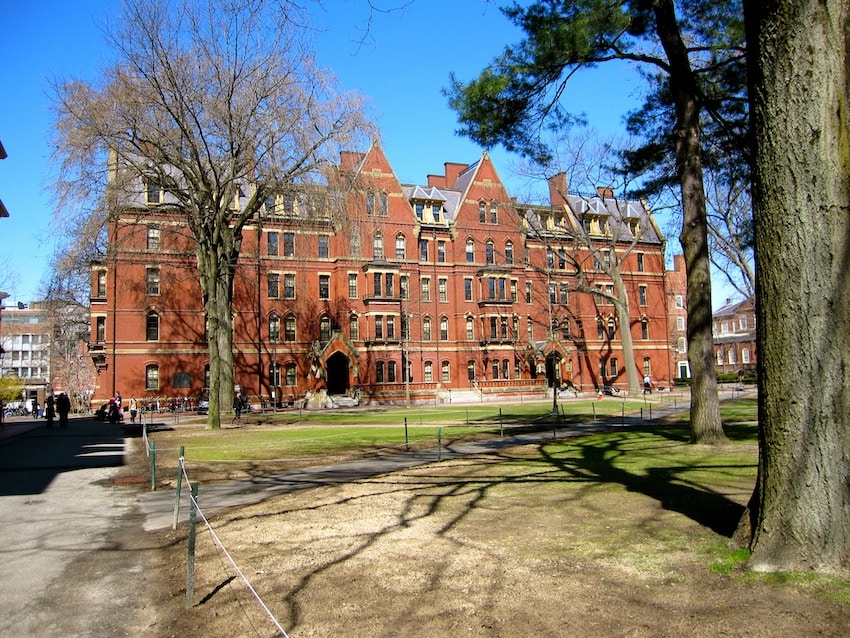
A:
[597,186,614,199]
[443,162,468,188]
[548,173,568,206]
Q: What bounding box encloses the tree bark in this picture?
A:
[653,0,725,444]
[742,0,850,571]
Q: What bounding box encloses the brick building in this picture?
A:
[713,297,757,376]
[89,143,676,407]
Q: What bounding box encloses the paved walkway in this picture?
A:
[137,394,706,531]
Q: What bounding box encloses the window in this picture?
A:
[373,233,384,259]
[423,317,432,341]
[440,317,448,341]
[380,192,388,216]
[284,316,296,342]
[366,191,375,216]
[490,316,498,339]
[547,248,555,269]
[559,284,569,305]
[400,276,409,300]
[597,319,605,340]
[641,319,649,340]
[610,357,618,377]
[145,364,159,390]
[146,312,159,341]
[438,278,448,302]
[488,278,497,300]
[419,239,429,261]
[492,360,500,379]
[642,357,651,377]
[319,316,331,342]
[742,348,751,364]
[283,194,294,215]
[415,203,424,220]
[421,277,431,302]
[608,319,616,340]
[502,359,510,380]
[348,274,358,298]
[442,361,450,382]
[147,226,160,250]
[525,282,532,304]
[280,363,294,387]
[284,274,295,299]
[729,349,738,364]
[717,349,725,365]
[376,361,384,383]
[283,232,295,257]
[479,201,486,223]
[319,274,330,299]
[386,316,396,339]
[466,317,474,340]
[385,273,394,297]
[739,316,749,331]
[267,232,279,256]
[373,273,383,297]
[96,270,107,298]
[349,315,359,341]
[637,253,645,272]
[677,337,687,353]
[432,204,441,222]
[268,273,280,299]
[505,241,513,264]
[467,360,476,381]
[675,294,684,309]
[466,239,475,263]
[387,360,397,383]
[639,285,647,306]
[424,361,433,383]
[318,235,329,259]
[375,315,383,339]
[677,317,686,331]
[401,314,410,340]
[395,235,406,260]
[549,284,557,304]
[145,177,162,205]
[95,316,106,343]
[146,268,160,295]
[489,204,498,224]
[464,278,473,301]
[269,314,280,343]
[485,241,495,264]
[269,362,281,388]
[560,320,570,339]
[500,317,508,339]
[437,240,446,263]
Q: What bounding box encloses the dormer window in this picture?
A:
[145,177,163,205]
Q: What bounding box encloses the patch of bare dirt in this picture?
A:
[130,435,850,638]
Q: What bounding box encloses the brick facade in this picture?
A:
[89,143,679,407]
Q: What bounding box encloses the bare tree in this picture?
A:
[705,171,755,300]
[50,0,375,428]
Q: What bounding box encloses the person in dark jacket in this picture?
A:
[45,394,55,428]
[56,392,72,428]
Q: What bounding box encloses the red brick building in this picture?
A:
[666,254,690,383]
[89,143,676,407]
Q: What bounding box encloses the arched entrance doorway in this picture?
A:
[545,352,562,388]
[325,352,350,395]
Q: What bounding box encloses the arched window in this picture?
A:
[505,240,514,264]
[607,319,616,340]
[641,319,649,340]
[441,361,450,382]
[422,316,432,341]
[349,315,359,341]
[373,232,384,259]
[395,234,406,260]
[424,361,433,382]
[467,360,476,381]
[145,311,159,341]
[145,364,159,390]
[466,239,475,262]
[285,363,297,386]
[485,240,495,264]
[319,316,331,342]
[284,315,296,342]
[440,317,449,341]
[478,201,486,223]
[466,317,474,340]
[269,313,280,343]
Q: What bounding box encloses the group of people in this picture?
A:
[44,392,72,428]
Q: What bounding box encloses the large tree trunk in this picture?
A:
[741,0,850,572]
[654,0,725,444]
[612,269,642,395]
[198,240,237,430]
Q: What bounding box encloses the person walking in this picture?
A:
[129,397,138,424]
[56,392,72,428]
[45,394,55,428]
[232,391,243,424]
[643,374,652,395]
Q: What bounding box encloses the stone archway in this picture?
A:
[326,351,350,395]
[545,352,562,388]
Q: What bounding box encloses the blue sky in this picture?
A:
[0,0,644,305]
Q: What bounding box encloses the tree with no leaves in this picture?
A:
[739,0,850,572]
[51,0,374,428]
